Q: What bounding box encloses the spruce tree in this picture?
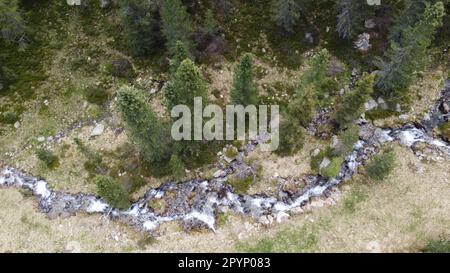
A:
[170,40,190,74]
[334,74,375,128]
[230,53,258,106]
[165,58,208,110]
[120,0,160,57]
[165,59,208,156]
[0,0,27,49]
[336,0,368,40]
[375,2,445,102]
[117,85,172,163]
[272,0,303,33]
[160,0,193,56]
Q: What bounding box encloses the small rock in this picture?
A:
[90,123,104,137]
[354,33,371,52]
[13,121,20,129]
[275,211,289,223]
[442,102,450,114]
[319,157,331,170]
[304,33,313,44]
[364,19,376,29]
[43,100,49,106]
[365,99,378,111]
[37,136,46,142]
[311,148,321,157]
[213,169,226,178]
[399,114,409,121]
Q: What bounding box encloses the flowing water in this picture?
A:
[1,83,449,234]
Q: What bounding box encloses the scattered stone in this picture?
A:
[319,157,331,170]
[304,33,313,44]
[399,114,409,121]
[37,136,46,142]
[275,211,289,223]
[13,121,20,129]
[213,169,226,178]
[365,99,378,111]
[43,99,49,106]
[354,33,371,52]
[64,241,81,253]
[311,148,321,157]
[364,19,376,29]
[90,123,104,137]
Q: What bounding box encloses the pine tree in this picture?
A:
[165,58,208,110]
[203,9,219,36]
[120,0,161,57]
[160,0,193,56]
[336,0,368,40]
[230,53,258,106]
[0,0,27,49]
[170,40,190,74]
[165,59,208,156]
[334,74,375,128]
[375,2,445,102]
[272,0,303,33]
[388,0,443,45]
[117,85,172,163]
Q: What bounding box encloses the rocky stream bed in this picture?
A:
[1,82,449,235]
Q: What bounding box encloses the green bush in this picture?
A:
[438,121,450,141]
[422,237,450,253]
[35,148,58,167]
[320,156,343,179]
[1,111,19,124]
[169,154,185,179]
[366,150,396,181]
[275,117,304,156]
[336,125,360,156]
[95,175,130,209]
[83,86,110,105]
[228,176,255,195]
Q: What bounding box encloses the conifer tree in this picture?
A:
[272,0,303,33]
[160,0,193,56]
[336,0,368,40]
[375,2,445,102]
[165,59,208,110]
[334,74,375,128]
[117,85,172,163]
[120,0,160,57]
[230,53,258,106]
[0,0,27,49]
[165,59,208,156]
[170,40,190,74]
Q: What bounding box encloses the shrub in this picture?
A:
[1,111,19,124]
[422,237,450,253]
[35,148,58,167]
[275,117,304,156]
[95,175,130,209]
[366,150,396,181]
[228,176,255,195]
[83,86,110,105]
[438,121,450,141]
[336,125,360,156]
[320,156,343,179]
[169,154,185,179]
